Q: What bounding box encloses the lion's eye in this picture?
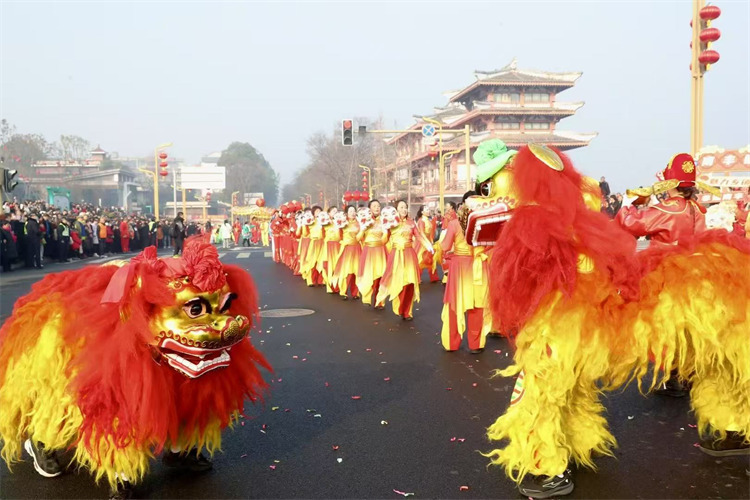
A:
[183,299,210,319]
[479,181,492,197]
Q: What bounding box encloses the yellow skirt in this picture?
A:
[357,245,387,293]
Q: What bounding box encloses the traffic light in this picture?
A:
[693,5,721,74]
[342,119,353,146]
[3,168,18,192]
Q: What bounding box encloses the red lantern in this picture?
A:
[352,191,361,201]
[344,191,352,202]
[159,152,168,160]
[280,204,289,215]
[699,27,721,43]
[699,5,721,20]
[159,162,168,168]
[699,50,720,64]
[428,150,438,160]
[360,191,369,201]
[362,171,368,178]
[257,198,266,207]
[159,170,169,177]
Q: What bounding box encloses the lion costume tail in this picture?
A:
[628,230,750,441]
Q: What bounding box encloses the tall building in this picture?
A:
[378,58,597,207]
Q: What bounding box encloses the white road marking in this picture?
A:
[237,252,251,259]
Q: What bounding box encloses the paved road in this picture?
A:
[1,246,748,499]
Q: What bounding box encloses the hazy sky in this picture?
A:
[2,1,748,192]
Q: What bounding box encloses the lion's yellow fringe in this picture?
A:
[486,243,750,482]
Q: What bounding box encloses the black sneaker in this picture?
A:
[699,431,750,457]
[162,448,213,472]
[469,348,484,354]
[109,480,133,500]
[24,439,62,478]
[653,376,690,398]
[518,468,574,499]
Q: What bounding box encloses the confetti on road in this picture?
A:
[393,489,415,497]
[337,458,343,463]
[381,420,389,425]
[459,485,470,491]
[314,414,322,418]
[351,396,362,400]
[472,383,478,387]
[271,407,279,411]
[269,465,276,470]
[384,377,391,382]
[627,415,634,420]
[332,445,340,451]
[446,388,453,391]
[240,454,247,458]
[688,424,697,428]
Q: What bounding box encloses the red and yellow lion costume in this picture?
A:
[0,237,271,488]
[465,144,750,488]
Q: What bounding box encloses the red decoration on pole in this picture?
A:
[428,150,438,160]
[159,162,168,168]
[159,170,169,177]
[699,50,720,64]
[699,27,721,43]
[159,152,168,160]
[699,5,721,20]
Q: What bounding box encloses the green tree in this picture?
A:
[1,119,52,176]
[219,142,279,205]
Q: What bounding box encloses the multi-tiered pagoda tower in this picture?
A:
[378,58,597,207]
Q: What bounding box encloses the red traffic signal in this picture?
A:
[342,119,353,146]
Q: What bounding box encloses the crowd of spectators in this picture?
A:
[0,199,203,273]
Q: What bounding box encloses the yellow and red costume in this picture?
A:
[462,141,750,496]
[334,218,361,298]
[440,215,491,351]
[270,214,284,263]
[301,219,325,287]
[357,217,388,307]
[376,211,433,319]
[321,218,342,294]
[416,214,439,283]
[0,238,271,490]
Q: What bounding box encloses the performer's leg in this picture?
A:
[373,278,384,308]
[349,275,359,298]
[466,308,486,352]
[360,283,373,305]
[428,267,439,283]
[440,304,461,351]
[693,369,750,456]
[399,284,415,319]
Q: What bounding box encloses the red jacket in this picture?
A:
[616,196,706,245]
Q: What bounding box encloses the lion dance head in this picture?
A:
[0,237,271,488]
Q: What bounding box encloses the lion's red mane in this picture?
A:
[488,146,641,334]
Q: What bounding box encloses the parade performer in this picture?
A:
[301,206,325,287]
[438,202,457,284]
[315,208,334,292]
[462,140,750,498]
[616,153,718,396]
[323,208,346,294]
[616,153,714,247]
[334,205,361,300]
[416,206,440,283]
[356,200,388,309]
[261,218,270,247]
[439,141,515,351]
[0,237,271,499]
[289,203,302,276]
[270,211,284,263]
[375,201,434,320]
[233,218,242,245]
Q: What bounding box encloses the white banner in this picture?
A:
[180,166,226,190]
